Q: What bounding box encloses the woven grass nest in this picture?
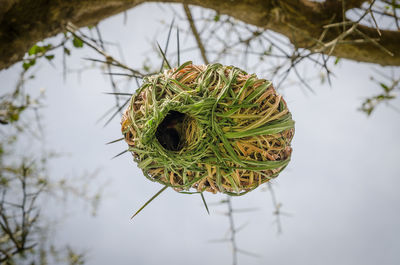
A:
[121,62,294,196]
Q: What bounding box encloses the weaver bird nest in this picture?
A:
[121,62,294,196]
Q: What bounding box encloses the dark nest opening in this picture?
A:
[156,110,187,151]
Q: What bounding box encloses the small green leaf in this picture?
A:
[200,193,210,215]
[10,112,20,122]
[43,44,52,51]
[28,45,40,55]
[23,62,30,70]
[45,54,55,61]
[37,178,48,185]
[143,63,151,72]
[64,47,71,56]
[214,14,220,22]
[263,45,273,55]
[380,83,390,93]
[28,44,52,55]
[334,57,341,65]
[72,37,84,48]
[0,177,8,186]
[22,59,36,70]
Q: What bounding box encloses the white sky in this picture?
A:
[1,3,400,265]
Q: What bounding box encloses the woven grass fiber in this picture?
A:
[121,62,294,196]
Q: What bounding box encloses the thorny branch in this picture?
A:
[0,162,42,262]
[266,182,289,234]
[215,197,261,265]
[172,2,399,110]
[174,6,334,91]
[95,24,122,114]
[0,72,105,263]
[65,22,150,125]
[226,197,238,265]
[66,23,146,78]
[1,0,399,70]
[360,70,400,115]
[0,131,103,263]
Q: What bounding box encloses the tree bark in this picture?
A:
[0,0,399,70]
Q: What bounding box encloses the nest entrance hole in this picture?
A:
[156,110,196,151]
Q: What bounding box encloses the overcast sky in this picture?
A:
[1,3,400,265]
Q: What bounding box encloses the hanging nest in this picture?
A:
[121,62,294,196]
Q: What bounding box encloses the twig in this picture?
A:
[266,182,291,234]
[130,186,168,220]
[66,22,145,77]
[227,197,238,265]
[95,24,122,113]
[183,4,209,64]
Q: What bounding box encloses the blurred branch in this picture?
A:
[360,71,399,115]
[66,23,146,78]
[94,24,122,113]
[0,76,104,264]
[183,4,209,64]
[208,197,259,265]
[1,0,400,70]
[266,183,283,234]
[226,197,238,265]
[0,161,41,262]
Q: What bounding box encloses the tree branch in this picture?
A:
[183,4,209,64]
[0,0,146,70]
[0,0,399,70]
[324,0,367,10]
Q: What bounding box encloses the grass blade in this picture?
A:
[157,42,172,70]
[106,137,124,145]
[111,149,128,159]
[177,26,180,66]
[200,192,210,215]
[103,98,130,127]
[159,18,175,72]
[103,72,143,78]
[104,92,133,96]
[131,186,168,219]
